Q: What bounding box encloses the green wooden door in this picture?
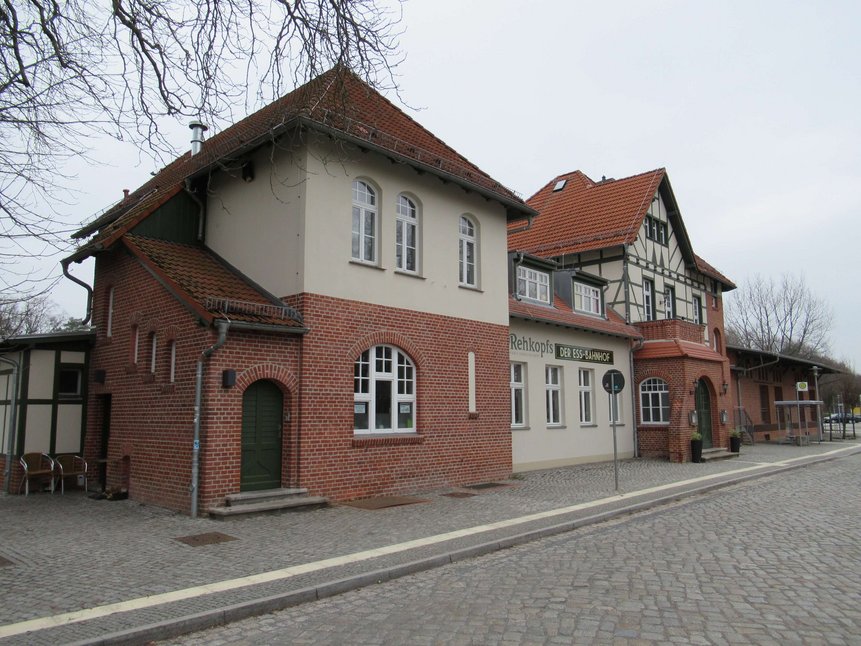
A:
[695,379,713,449]
[241,380,283,491]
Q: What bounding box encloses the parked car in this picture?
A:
[824,413,857,424]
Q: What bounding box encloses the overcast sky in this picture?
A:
[49,0,861,366]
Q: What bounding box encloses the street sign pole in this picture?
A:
[602,369,625,494]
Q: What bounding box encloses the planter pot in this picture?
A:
[730,436,741,453]
[691,439,703,463]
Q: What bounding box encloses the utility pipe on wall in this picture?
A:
[191,319,230,518]
[0,355,20,494]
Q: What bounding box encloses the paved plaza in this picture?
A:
[0,439,859,644]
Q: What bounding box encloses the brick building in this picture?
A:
[65,68,535,514]
[509,169,736,462]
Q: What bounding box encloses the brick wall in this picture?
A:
[89,247,511,513]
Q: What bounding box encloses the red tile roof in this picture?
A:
[509,296,641,340]
[694,254,736,290]
[74,67,531,246]
[124,235,304,328]
[510,169,665,257]
[634,339,724,362]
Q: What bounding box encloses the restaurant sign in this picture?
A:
[555,343,614,364]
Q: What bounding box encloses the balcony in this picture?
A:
[635,318,705,343]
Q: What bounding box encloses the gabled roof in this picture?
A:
[510,168,666,257]
[509,296,642,340]
[123,235,304,330]
[73,67,533,249]
[509,168,735,290]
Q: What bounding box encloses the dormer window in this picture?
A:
[516,265,550,304]
[574,281,602,316]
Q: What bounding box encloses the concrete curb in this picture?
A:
[57,447,861,646]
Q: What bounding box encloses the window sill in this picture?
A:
[548,424,567,430]
[511,425,531,431]
[458,284,483,293]
[394,270,425,280]
[640,422,670,426]
[141,373,155,384]
[349,259,385,271]
[352,434,424,448]
[468,412,479,420]
[579,423,598,428]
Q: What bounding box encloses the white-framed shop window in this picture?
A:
[354,345,416,434]
[578,368,594,424]
[545,365,562,426]
[510,362,526,428]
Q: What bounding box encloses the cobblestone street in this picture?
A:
[168,453,861,645]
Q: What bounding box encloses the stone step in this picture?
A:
[699,448,740,462]
[209,495,328,519]
[224,488,310,506]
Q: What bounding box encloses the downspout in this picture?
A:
[191,318,229,518]
[622,244,631,324]
[61,258,94,325]
[184,179,206,242]
[629,335,644,458]
[1,355,20,494]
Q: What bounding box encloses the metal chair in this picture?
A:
[54,454,88,494]
[18,453,56,495]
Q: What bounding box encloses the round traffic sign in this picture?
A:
[602,369,625,394]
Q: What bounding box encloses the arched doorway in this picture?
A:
[695,379,713,449]
[241,380,283,491]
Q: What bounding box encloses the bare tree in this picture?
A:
[0,0,402,296]
[725,274,833,359]
[0,294,68,338]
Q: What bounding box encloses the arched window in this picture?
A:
[354,345,415,434]
[640,378,670,424]
[713,328,722,354]
[131,324,140,364]
[458,215,478,287]
[106,287,115,337]
[169,340,177,383]
[396,194,419,273]
[149,332,157,374]
[351,180,377,263]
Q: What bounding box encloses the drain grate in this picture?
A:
[466,482,508,490]
[0,556,12,567]
[343,495,428,510]
[442,492,476,498]
[174,532,237,547]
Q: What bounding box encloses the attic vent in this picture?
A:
[553,179,567,192]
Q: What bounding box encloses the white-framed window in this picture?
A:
[106,287,114,338]
[149,332,157,374]
[640,378,670,424]
[354,345,415,434]
[608,393,623,424]
[516,265,550,303]
[692,295,702,325]
[58,367,82,398]
[351,180,377,263]
[578,368,594,424]
[458,215,478,287]
[396,194,419,273]
[664,286,675,319]
[545,365,562,426]
[510,363,526,428]
[574,281,601,315]
[643,279,655,321]
[169,340,177,383]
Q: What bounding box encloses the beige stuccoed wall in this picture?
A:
[203,132,510,326]
[300,137,510,325]
[204,133,308,297]
[27,350,55,400]
[509,319,635,471]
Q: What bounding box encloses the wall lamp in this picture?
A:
[721,381,729,395]
[690,380,698,395]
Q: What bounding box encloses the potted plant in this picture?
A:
[729,428,742,453]
[690,430,703,463]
